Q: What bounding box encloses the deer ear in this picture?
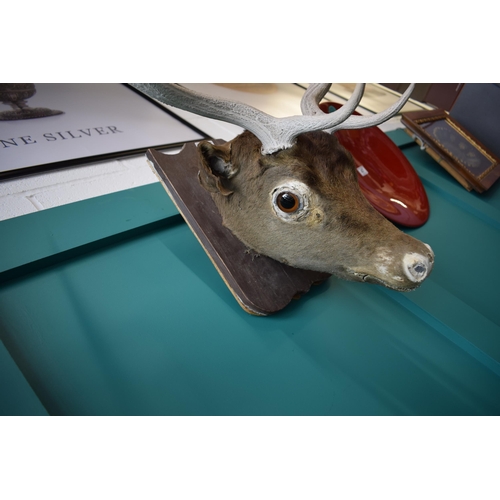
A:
[198,141,237,196]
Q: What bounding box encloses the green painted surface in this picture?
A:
[0,340,48,416]
[385,128,415,148]
[1,137,499,415]
[0,182,178,278]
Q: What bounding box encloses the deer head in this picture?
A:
[131,83,434,291]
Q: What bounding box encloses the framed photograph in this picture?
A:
[0,83,208,180]
[402,108,500,193]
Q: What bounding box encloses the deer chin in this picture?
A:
[336,246,435,291]
[344,271,424,292]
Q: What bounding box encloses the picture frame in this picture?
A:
[0,83,208,180]
[401,108,500,193]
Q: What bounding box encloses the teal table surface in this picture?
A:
[1,132,500,415]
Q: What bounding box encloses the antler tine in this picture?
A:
[130,83,366,154]
[300,83,333,116]
[329,83,415,132]
[300,82,366,125]
[300,83,416,132]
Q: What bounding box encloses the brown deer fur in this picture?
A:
[198,130,434,291]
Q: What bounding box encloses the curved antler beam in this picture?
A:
[300,83,416,132]
[130,83,365,155]
[300,83,333,116]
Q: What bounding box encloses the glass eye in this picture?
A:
[277,192,300,213]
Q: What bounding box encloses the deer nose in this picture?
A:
[402,245,434,283]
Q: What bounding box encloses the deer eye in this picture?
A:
[277,192,300,213]
[271,182,310,222]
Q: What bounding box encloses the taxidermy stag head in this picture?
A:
[131,83,434,291]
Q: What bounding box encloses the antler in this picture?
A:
[130,83,414,154]
[131,83,367,154]
[300,83,416,132]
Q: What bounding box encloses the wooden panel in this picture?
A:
[146,144,330,316]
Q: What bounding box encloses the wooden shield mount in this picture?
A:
[146,142,331,316]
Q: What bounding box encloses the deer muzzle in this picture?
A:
[347,242,434,291]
